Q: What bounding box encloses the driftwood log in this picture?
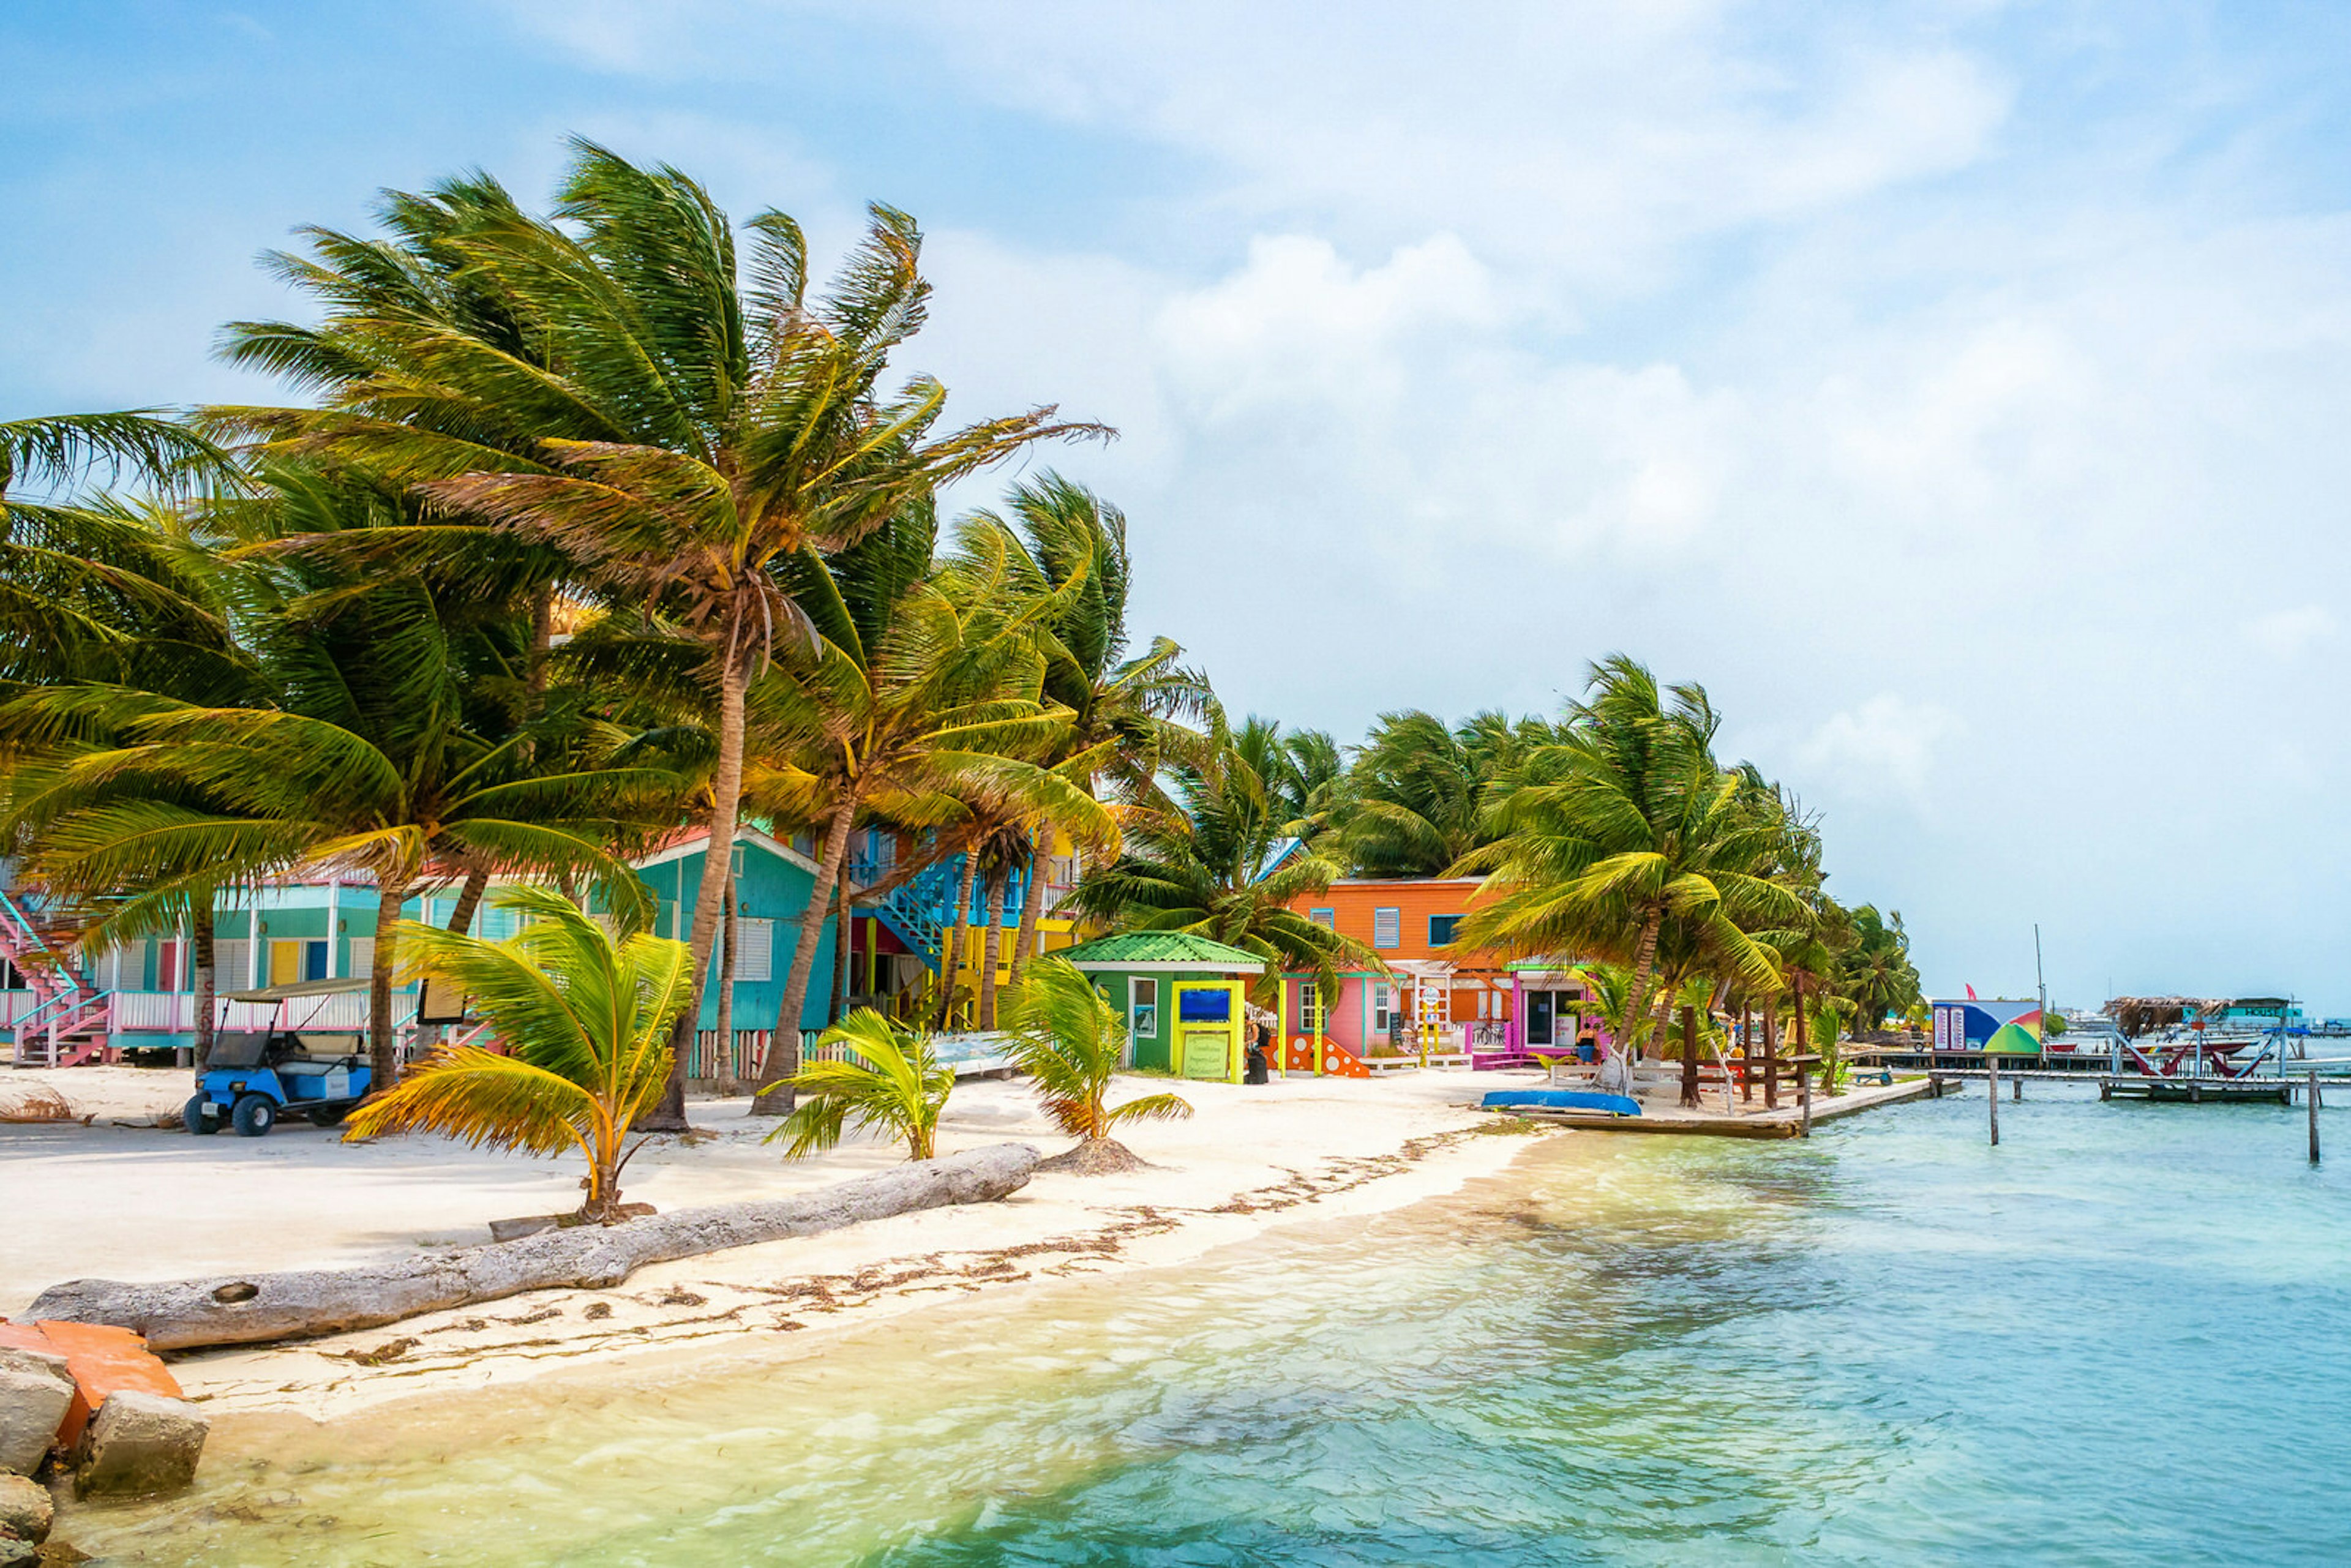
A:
[29,1143,1040,1352]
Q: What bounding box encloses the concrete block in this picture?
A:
[0,1352,72,1477]
[72,1392,208,1498]
[0,1473,51,1545]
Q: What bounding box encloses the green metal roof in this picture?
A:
[1056,932,1267,972]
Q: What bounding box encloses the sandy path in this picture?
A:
[1,1062,1551,1423]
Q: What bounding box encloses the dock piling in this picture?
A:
[1988,1056,2000,1146]
[2012,1076,2022,1102]
[1799,1074,1812,1138]
[2312,1070,2322,1165]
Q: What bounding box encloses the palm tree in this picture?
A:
[1,476,662,1089]
[947,476,1209,989]
[1005,955,1192,1171]
[220,140,1100,1120]
[1837,904,1921,1030]
[1338,708,1526,877]
[1453,656,1796,1090]
[343,888,691,1222]
[1073,718,1378,1005]
[742,503,1113,1112]
[763,1007,953,1161]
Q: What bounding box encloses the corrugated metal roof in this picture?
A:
[1056,932,1267,970]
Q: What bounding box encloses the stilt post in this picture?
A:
[1988,1054,2001,1146]
[2311,1070,2322,1165]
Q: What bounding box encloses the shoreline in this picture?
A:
[6,1063,1553,1428]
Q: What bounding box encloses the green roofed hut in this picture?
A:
[1057,933,1265,1083]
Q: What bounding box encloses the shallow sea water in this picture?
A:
[69,1087,2351,1565]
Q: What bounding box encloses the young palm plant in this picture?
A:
[763,1008,954,1161]
[1004,955,1192,1174]
[342,889,692,1223]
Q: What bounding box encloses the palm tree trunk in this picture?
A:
[936,853,978,1032]
[750,803,857,1116]
[366,878,407,1093]
[830,861,853,1026]
[714,873,737,1089]
[444,865,490,934]
[978,865,1009,1030]
[647,650,752,1131]
[190,901,216,1071]
[1008,842,1051,992]
[1619,910,1664,1056]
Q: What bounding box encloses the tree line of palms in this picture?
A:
[0,138,1916,1126]
[0,143,1201,1125]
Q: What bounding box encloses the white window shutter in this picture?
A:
[214,939,250,989]
[735,918,774,983]
[347,939,374,982]
[1373,907,1401,948]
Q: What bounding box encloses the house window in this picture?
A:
[1372,907,1401,948]
[1130,977,1158,1042]
[735,918,774,983]
[1428,915,1463,947]
[1298,982,1325,1034]
[1373,985,1394,1031]
[1308,907,1335,929]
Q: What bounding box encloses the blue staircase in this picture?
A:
[852,852,1033,973]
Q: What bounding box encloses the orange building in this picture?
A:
[1277,877,1504,1054]
[1278,876,1597,1070]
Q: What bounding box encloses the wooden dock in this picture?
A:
[1495,1074,1937,1139]
[2099,1076,2298,1105]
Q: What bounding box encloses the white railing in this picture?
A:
[0,991,34,1024]
[111,991,197,1032]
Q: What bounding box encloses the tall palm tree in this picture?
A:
[1837,904,1921,1030]
[1073,718,1377,1005]
[1453,656,1796,1087]
[743,503,1115,1112]
[219,140,1100,1120]
[345,888,692,1222]
[1,474,662,1089]
[947,475,1209,988]
[1338,708,1531,877]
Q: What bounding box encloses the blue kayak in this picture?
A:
[1481,1089,1641,1117]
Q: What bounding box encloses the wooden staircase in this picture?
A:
[1,887,112,1068]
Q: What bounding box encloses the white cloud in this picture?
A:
[2251,604,2336,659]
[1797,696,1964,814]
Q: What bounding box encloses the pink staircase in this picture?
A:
[1,888,113,1069]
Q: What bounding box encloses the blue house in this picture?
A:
[4,823,1081,1082]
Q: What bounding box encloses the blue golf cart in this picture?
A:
[183,978,373,1137]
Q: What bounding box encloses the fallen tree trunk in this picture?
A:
[29,1143,1040,1352]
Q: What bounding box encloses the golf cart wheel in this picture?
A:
[183,1094,220,1136]
[306,1105,348,1128]
[231,1093,278,1138]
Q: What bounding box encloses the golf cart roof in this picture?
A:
[224,976,375,1003]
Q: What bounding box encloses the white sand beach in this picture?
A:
[2,1064,1550,1424]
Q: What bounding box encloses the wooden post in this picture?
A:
[1798,1066,1812,1138]
[1764,1005,1780,1109]
[2012,1075,2022,1102]
[2311,1070,2322,1165]
[1679,1003,1700,1108]
[1988,1054,2000,1146]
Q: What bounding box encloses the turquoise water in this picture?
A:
[72,1088,2351,1564]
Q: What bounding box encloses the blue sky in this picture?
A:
[8,2,2351,1010]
